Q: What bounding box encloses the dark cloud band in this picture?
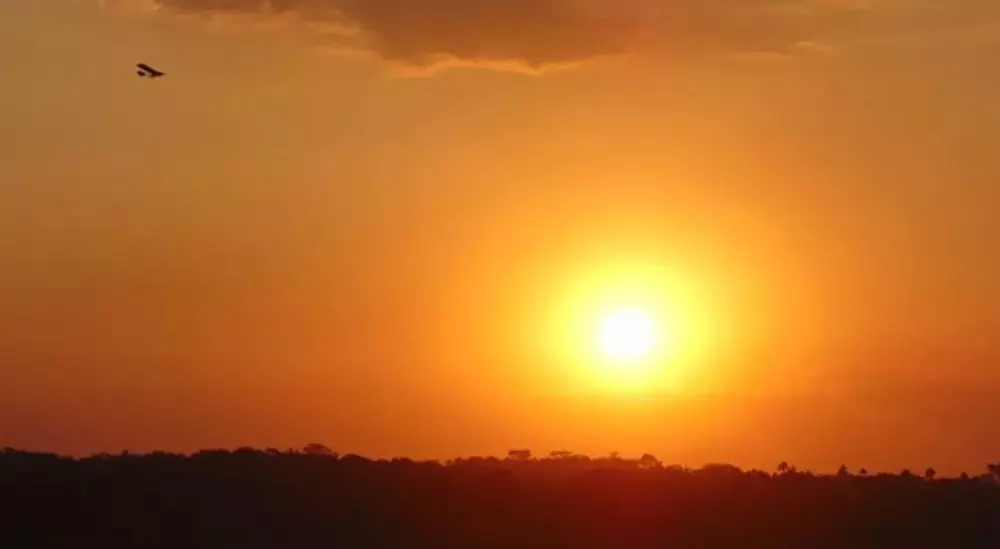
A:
[142,0,852,68]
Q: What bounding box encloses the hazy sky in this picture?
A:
[2,0,1000,474]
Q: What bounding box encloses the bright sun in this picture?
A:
[597,308,658,361]
[546,259,713,394]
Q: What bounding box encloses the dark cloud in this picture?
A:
[140,0,858,69]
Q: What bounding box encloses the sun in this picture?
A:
[597,308,658,361]
[544,259,713,394]
[591,303,678,391]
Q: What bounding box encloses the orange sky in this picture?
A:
[2,0,1000,475]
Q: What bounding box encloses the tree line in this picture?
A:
[3,445,1000,548]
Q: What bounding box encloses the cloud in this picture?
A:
[114,0,864,70]
[106,0,1000,72]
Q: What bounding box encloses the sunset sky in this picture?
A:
[2,0,999,475]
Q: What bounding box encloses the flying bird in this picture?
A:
[136,63,165,79]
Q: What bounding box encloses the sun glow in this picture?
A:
[546,259,712,394]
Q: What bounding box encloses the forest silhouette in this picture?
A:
[4,445,1000,548]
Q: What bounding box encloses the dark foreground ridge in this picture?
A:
[4,446,1000,548]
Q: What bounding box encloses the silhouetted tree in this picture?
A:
[507,449,532,461]
[638,453,663,470]
[302,443,334,457]
[987,463,1000,482]
[700,463,743,476]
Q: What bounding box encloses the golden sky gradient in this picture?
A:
[2,0,1000,474]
